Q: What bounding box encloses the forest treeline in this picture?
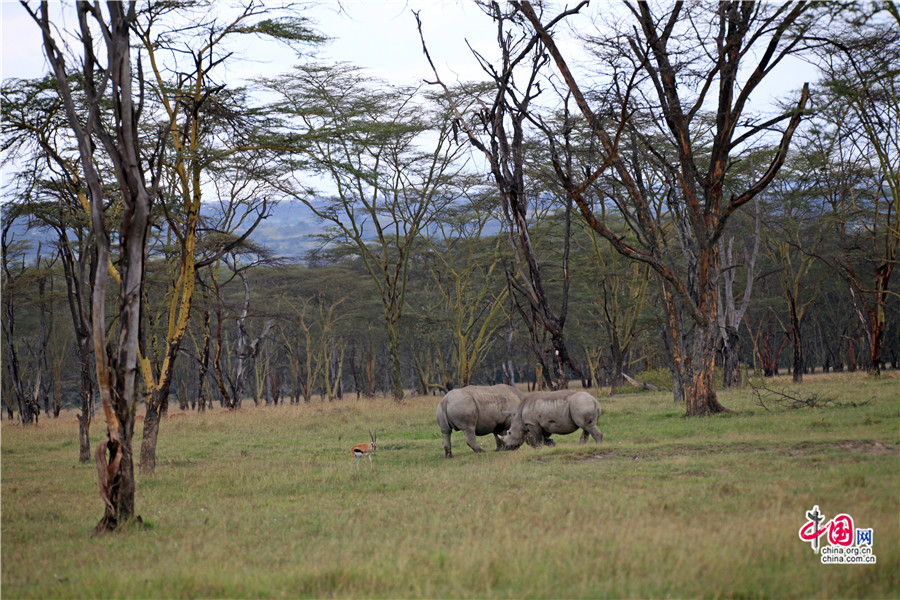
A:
[0,2,897,532]
[4,198,898,412]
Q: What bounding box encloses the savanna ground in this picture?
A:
[2,372,898,599]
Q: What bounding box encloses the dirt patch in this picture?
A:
[572,448,659,462]
[570,439,899,462]
[572,450,628,463]
[598,442,765,460]
[786,440,899,457]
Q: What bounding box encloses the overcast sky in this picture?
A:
[1,1,500,88]
[2,1,817,119]
[1,0,816,173]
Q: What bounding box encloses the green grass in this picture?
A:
[2,372,898,598]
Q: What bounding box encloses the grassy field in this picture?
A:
[2,372,898,598]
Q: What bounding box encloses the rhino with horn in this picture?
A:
[499,389,603,449]
[436,384,525,458]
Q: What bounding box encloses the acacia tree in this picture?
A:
[761,149,831,382]
[0,218,41,424]
[812,10,899,375]
[277,292,347,402]
[2,74,101,457]
[205,244,278,409]
[516,1,811,414]
[262,65,467,400]
[576,224,652,388]
[421,193,510,388]
[132,2,318,472]
[24,0,162,533]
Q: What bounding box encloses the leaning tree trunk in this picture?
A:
[57,226,96,461]
[863,265,892,376]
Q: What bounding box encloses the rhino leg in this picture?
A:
[525,426,543,448]
[442,430,454,458]
[542,434,556,447]
[463,428,485,453]
[581,424,603,443]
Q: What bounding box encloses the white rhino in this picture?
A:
[436,384,525,458]
[499,389,603,449]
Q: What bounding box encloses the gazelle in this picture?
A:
[351,430,377,468]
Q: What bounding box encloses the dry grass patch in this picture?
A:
[2,373,898,598]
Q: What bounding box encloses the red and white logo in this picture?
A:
[799,505,876,564]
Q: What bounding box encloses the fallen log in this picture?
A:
[622,372,661,392]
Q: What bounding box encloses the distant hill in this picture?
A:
[249,200,324,261]
[0,199,325,261]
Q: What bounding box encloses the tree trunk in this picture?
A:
[139,407,161,474]
[366,346,376,397]
[140,337,181,473]
[387,319,404,401]
[684,321,728,416]
[502,325,516,386]
[609,338,626,389]
[847,331,859,372]
[78,410,92,462]
[77,337,94,463]
[348,349,362,400]
[788,298,804,383]
[197,311,210,411]
[93,435,137,535]
[329,339,343,400]
[140,377,174,474]
[661,283,686,404]
[870,319,884,376]
[720,326,742,388]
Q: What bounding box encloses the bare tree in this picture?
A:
[416,5,587,390]
[716,198,760,388]
[516,1,811,414]
[208,247,278,410]
[23,0,162,532]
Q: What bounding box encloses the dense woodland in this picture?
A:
[1,2,897,531]
[4,197,899,410]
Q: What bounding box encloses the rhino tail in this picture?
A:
[437,398,452,433]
